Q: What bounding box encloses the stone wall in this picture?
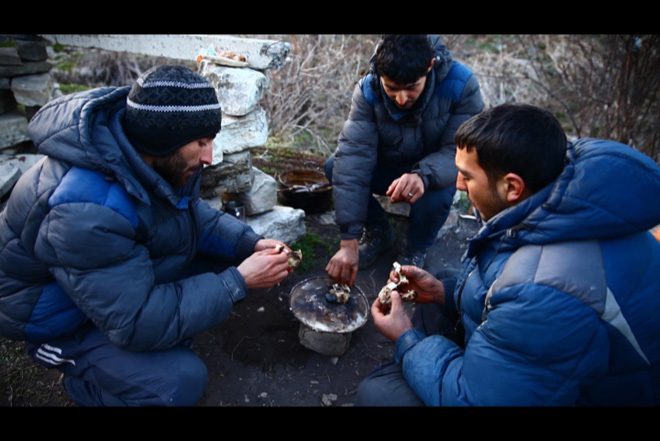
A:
[0,34,308,245]
[0,34,53,199]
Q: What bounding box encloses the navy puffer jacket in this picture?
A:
[395,138,660,406]
[332,35,483,239]
[0,87,261,351]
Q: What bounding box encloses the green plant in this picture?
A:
[290,232,337,273]
[58,83,91,95]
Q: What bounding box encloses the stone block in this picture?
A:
[0,110,30,149]
[375,194,410,217]
[298,324,352,356]
[223,167,277,216]
[0,60,52,78]
[11,72,54,107]
[201,150,254,197]
[15,39,48,62]
[214,108,268,160]
[200,62,269,117]
[0,47,22,66]
[246,205,306,245]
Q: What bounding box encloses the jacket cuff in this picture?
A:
[410,168,430,190]
[395,328,426,363]
[224,267,248,304]
[441,277,457,311]
[236,230,262,260]
[340,222,364,240]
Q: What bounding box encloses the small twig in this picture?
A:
[231,336,253,360]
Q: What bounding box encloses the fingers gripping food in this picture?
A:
[275,244,303,270]
[378,262,418,306]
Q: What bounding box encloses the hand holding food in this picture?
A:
[275,244,303,270]
[378,262,418,307]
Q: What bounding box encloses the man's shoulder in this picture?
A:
[358,73,379,107]
[50,166,138,228]
[435,62,475,102]
[490,240,607,312]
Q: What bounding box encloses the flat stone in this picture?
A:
[215,108,268,157]
[15,39,48,62]
[246,205,306,245]
[0,47,22,66]
[0,60,52,78]
[222,167,277,216]
[0,110,30,149]
[11,72,54,107]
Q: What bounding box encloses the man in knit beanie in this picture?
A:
[124,64,223,187]
[0,65,295,406]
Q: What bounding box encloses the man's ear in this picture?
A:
[502,173,527,203]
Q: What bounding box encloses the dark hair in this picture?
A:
[454,103,568,193]
[373,34,434,84]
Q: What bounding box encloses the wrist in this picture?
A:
[340,238,358,250]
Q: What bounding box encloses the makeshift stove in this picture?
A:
[289,275,369,356]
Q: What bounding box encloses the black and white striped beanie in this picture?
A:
[124,65,222,157]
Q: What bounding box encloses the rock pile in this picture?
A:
[0,34,54,201]
[0,34,307,246]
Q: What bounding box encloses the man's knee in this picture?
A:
[354,361,424,406]
[66,345,208,407]
[355,372,388,406]
[158,349,208,406]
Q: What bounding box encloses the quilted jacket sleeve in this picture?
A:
[333,82,380,239]
[395,283,608,406]
[34,192,252,352]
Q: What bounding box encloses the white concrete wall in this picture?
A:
[39,34,290,71]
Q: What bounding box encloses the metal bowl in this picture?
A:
[277,169,333,214]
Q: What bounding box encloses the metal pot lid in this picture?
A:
[289,275,369,333]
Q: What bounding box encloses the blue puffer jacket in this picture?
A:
[0,87,261,351]
[332,35,483,239]
[395,138,660,406]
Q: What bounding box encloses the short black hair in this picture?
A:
[455,103,568,193]
[373,35,434,84]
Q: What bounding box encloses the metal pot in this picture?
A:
[277,169,333,214]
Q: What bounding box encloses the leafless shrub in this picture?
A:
[51,35,659,163]
[259,34,380,154]
[541,35,660,161]
[462,35,659,162]
[52,48,194,87]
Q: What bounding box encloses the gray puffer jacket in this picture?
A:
[0,87,261,351]
[332,35,483,239]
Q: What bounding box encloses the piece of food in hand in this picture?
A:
[287,250,303,270]
[275,244,303,270]
[326,283,351,304]
[378,262,418,306]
